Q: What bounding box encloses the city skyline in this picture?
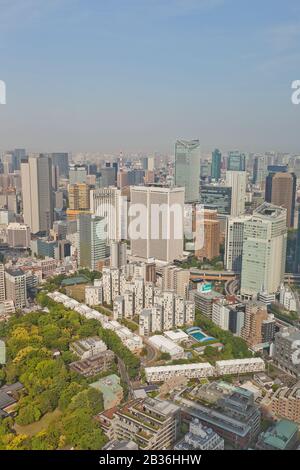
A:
[1,0,300,153]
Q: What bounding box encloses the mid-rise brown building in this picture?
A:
[196,209,220,261]
[241,301,268,347]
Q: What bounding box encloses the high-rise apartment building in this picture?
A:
[162,265,190,299]
[226,171,246,217]
[241,301,269,347]
[175,139,200,202]
[195,209,220,261]
[265,172,296,228]
[21,154,53,234]
[78,214,107,270]
[240,203,287,297]
[5,269,27,309]
[211,149,222,180]
[273,328,300,379]
[130,186,184,263]
[110,240,127,269]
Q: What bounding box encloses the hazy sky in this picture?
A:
[1,0,300,155]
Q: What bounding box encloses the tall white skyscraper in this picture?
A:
[226,170,246,217]
[130,185,184,263]
[21,154,53,234]
[175,139,201,203]
[90,187,126,241]
[240,203,287,297]
[224,216,251,272]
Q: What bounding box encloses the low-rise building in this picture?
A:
[174,418,224,450]
[148,335,184,359]
[256,420,299,450]
[70,336,107,359]
[145,363,215,383]
[273,327,300,379]
[215,358,265,376]
[69,350,115,377]
[90,374,123,410]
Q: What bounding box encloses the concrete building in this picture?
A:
[130,185,184,263]
[90,375,123,411]
[273,328,300,379]
[175,139,201,203]
[111,398,180,450]
[90,187,125,241]
[264,383,300,424]
[21,154,53,234]
[110,240,127,268]
[4,269,27,309]
[256,420,298,450]
[241,203,287,297]
[68,183,90,211]
[241,301,269,347]
[225,216,251,272]
[226,170,246,217]
[148,335,184,359]
[70,336,107,360]
[0,264,5,303]
[78,214,107,270]
[145,363,215,382]
[85,284,103,306]
[175,419,224,450]
[265,171,296,228]
[195,210,220,261]
[279,285,297,312]
[215,358,265,376]
[69,350,115,378]
[161,265,190,299]
[7,223,31,249]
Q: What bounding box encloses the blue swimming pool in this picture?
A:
[186,327,215,343]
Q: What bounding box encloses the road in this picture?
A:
[117,356,134,398]
[225,278,240,296]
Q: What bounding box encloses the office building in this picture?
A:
[265,172,296,228]
[200,185,232,215]
[7,223,31,249]
[68,183,90,211]
[69,164,87,184]
[21,154,53,234]
[240,203,287,297]
[226,170,246,217]
[78,214,107,270]
[130,186,184,262]
[90,187,125,241]
[227,151,245,171]
[211,149,222,181]
[175,139,201,203]
[224,216,250,272]
[49,152,69,178]
[110,240,127,268]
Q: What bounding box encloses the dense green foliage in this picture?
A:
[194,310,252,360]
[0,296,108,450]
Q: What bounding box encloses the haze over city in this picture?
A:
[1,0,300,154]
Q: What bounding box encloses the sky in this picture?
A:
[0,0,300,155]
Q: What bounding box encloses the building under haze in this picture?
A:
[175,139,200,203]
[78,214,107,270]
[130,185,184,263]
[211,149,222,181]
[265,171,296,228]
[240,203,287,298]
[21,154,53,234]
[226,170,246,217]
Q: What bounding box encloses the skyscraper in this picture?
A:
[78,214,107,270]
[265,172,296,228]
[68,183,90,210]
[211,149,222,180]
[21,154,53,234]
[240,203,287,297]
[225,216,251,272]
[130,185,184,262]
[195,209,220,261]
[227,151,246,171]
[90,187,125,241]
[226,171,246,217]
[49,153,69,178]
[175,139,200,202]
